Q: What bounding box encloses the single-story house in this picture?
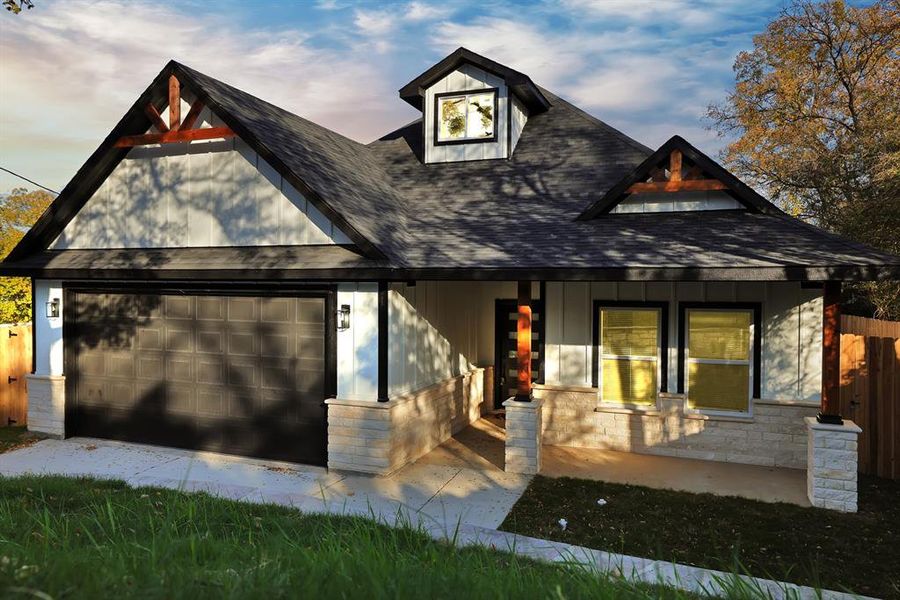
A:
[3,48,898,512]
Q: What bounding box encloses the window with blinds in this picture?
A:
[685,310,753,413]
[599,308,660,406]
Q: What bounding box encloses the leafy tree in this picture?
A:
[0,188,53,324]
[708,0,900,319]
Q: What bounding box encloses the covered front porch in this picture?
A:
[420,415,809,506]
[327,277,862,512]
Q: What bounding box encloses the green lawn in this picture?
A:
[500,474,900,599]
[0,476,721,600]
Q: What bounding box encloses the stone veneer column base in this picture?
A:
[26,374,66,438]
[503,397,543,474]
[325,369,485,476]
[806,417,861,513]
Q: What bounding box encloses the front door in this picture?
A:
[494,299,544,409]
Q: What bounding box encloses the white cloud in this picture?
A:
[353,8,395,36]
[405,1,452,22]
[0,0,413,192]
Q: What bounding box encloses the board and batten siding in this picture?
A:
[544,281,822,403]
[33,279,64,377]
[510,95,528,153]
[337,283,379,401]
[423,64,510,164]
[51,110,351,250]
[611,190,743,213]
[387,281,538,397]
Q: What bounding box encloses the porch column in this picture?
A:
[819,281,842,424]
[806,280,860,512]
[515,280,532,402]
[503,280,542,474]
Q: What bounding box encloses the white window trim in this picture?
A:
[598,306,662,410]
[684,307,755,418]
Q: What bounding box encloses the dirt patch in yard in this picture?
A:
[0,426,40,454]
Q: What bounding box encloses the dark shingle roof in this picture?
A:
[3,58,898,281]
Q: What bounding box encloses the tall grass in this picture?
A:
[0,475,708,600]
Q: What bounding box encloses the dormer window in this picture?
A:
[434,88,497,145]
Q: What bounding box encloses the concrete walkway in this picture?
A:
[0,436,865,599]
[0,437,529,531]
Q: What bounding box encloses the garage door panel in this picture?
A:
[228,330,258,356]
[260,331,292,357]
[297,299,325,323]
[227,359,259,387]
[70,291,329,465]
[164,296,193,320]
[261,298,292,323]
[165,355,193,382]
[227,297,257,321]
[137,327,162,350]
[197,297,225,320]
[196,386,227,417]
[106,353,136,379]
[165,327,194,352]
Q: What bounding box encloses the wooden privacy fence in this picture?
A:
[840,315,900,479]
[0,323,32,427]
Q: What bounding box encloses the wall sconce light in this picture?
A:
[338,304,351,330]
[46,298,60,319]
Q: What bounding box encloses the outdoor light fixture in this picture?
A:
[46,298,60,319]
[338,304,351,330]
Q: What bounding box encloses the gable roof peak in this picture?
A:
[577,135,785,220]
[398,47,550,114]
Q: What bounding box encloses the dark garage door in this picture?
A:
[67,291,330,465]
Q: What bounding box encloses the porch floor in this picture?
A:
[420,415,810,507]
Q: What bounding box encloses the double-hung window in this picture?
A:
[597,307,662,406]
[685,309,754,414]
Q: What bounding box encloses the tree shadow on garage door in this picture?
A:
[66,291,330,466]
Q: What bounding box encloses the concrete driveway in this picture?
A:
[0,437,530,532]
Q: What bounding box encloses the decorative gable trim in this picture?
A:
[577,136,784,220]
[6,62,387,262]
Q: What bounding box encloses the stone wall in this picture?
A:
[534,384,817,469]
[326,368,484,475]
[26,374,66,438]
[806,418,861,512]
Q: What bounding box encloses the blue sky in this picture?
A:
[0,0,795,193]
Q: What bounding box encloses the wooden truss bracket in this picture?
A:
[626,149,727,194]
[116,74,234,148]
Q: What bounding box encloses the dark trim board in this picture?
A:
[591,300,670,392]
[62,282,338,464]
[676,301,762,399]
[6,263,899,283]
[377,281,389,402]
[30,276,36,375]
[432,88,499,147]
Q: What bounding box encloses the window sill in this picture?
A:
[594,404,662,417]
[683,412,755,423]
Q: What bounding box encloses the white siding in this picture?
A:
[510,95,528,153]
[423,65,510,164]
[337,283,379,401]
[544,281,823,403]
[387,281,537,397]
[52,115,351,249]
[611,190,742,213]
[33,280,64,377]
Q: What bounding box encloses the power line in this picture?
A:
[0,166,59,195]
